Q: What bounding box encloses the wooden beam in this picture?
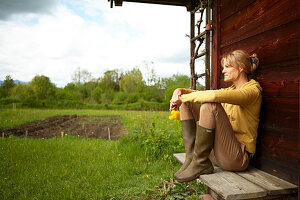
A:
[205,0,211,90]
[115,0,123,6]
[211,0,220,89]
[190,31,206,42]
[195,51,206,59]
[190,12,196,90]
[112,0,203,11]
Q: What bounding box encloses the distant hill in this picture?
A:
[0,80,27,86]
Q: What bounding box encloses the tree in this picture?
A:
[162,74,204,104]
[119,68,144,93]
[0,75,15,98]
[161,74,190,90]
[98,70,120,91]
[72,67,92,85]
[91,86,102,104]
[28,75,56,100]
[141,61,157,86]
[11,83,27,101]
[61,83,81,100]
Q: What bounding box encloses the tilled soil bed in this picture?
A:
[1,115,128,140]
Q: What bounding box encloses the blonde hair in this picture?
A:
[221,50,259,74]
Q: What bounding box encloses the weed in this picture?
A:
[128,115,184,163]
[140,172,206,199]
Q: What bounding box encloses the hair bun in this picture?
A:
[250,53,259,72]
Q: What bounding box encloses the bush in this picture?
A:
[128,117,184,162]
[0,97,20,105]
[112,92,128,105]
[22,95,39,107]
[126,93,139,103]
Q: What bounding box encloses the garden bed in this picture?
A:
[0,115,128,140]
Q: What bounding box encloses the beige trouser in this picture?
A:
[180,102,250,171]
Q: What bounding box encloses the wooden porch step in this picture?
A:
[173,153,298,200]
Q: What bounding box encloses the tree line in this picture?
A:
[0,67,204,110]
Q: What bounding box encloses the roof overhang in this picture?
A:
[109,0,202,11]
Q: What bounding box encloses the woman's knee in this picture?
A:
[180,102,200,121]
[200,102,221,114]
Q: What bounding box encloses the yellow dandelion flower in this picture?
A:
[169,110,180,120]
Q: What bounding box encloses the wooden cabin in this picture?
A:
[110,0,300,198]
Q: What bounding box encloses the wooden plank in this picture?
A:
[121,0,201,10]
[237,167,298,196]
[220,0,255,20]
[254,99,299,186]
[251,155,298,186]
[256,59,299,98]
[219,69,300,98]
[173,153,185,164]
[199,167,267,200]
[260,97,299,130]
[256,128,298,159]
[122,0,187,7]
[257,134,298,170]
[257,129,298,160]
[212,0,221,90]
[220,0,300,48]
[206,189,297,200]
[220,19,300,63]
[258,79,299,98]
[219,20,300,99]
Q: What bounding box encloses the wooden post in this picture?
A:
[205,0,211,90]
[84,124,87,137]
[190,12,196,90]
[211,0,221,90]
[108,127,111,140]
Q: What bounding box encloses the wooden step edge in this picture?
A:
[237,167,298,196]
[173,153,185,164]
[199,168,267,200]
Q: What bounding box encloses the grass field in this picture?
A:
[0,109,205,199]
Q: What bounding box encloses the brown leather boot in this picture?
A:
[175,125,215,182]
[174,119,196,177]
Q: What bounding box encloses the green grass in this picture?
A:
[1,136,172,199]
[0,109,206,199]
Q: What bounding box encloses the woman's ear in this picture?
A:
[239,65,245,72]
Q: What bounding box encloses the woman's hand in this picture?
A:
[170,88,183,111]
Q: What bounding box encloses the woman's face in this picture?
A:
[222,63,243,82]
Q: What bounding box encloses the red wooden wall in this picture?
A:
[211,0,300,185]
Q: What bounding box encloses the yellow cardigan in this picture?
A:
[180,79,262,153]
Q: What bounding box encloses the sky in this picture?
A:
[0,0,206,87]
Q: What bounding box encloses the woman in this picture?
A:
[170,50,262,183]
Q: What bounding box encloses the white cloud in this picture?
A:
[0,0,205,87]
